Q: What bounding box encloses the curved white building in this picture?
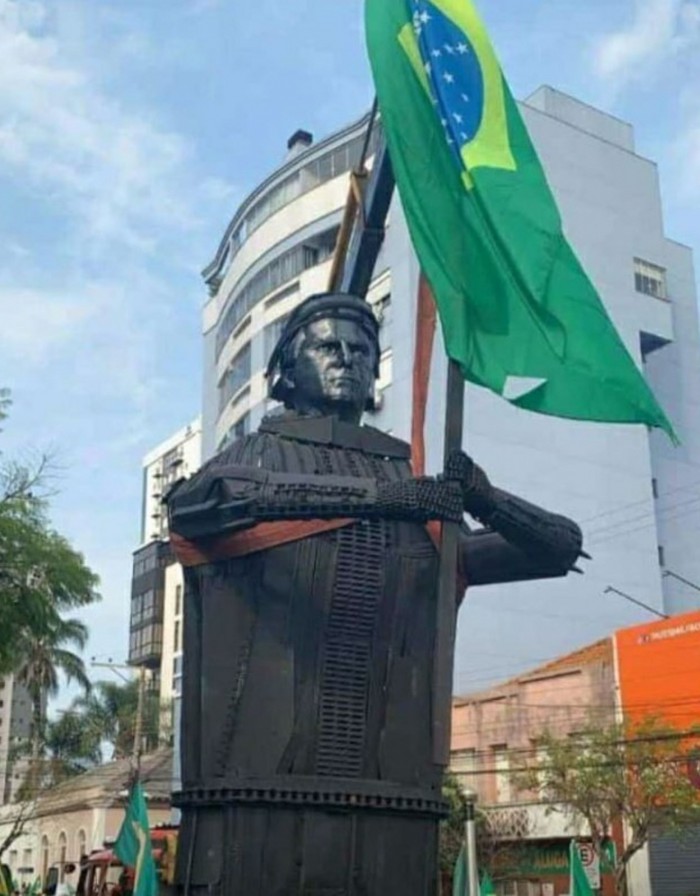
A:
[201,115,393,458]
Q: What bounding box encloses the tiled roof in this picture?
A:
[35,748,173,817]
[454,637,612,706]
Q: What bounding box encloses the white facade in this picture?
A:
[140,418,202,546]
[200,87,700,692]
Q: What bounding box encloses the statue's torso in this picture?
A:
[175,417,445,896]
[180,418,442,793]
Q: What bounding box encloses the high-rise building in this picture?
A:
[129,419,201,712]
[200,86,700,692]
[0,675,34,804]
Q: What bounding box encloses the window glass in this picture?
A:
[264,314,290,365]
[219,343,252,411]
[634,258,667,300]
[215,227,337,359]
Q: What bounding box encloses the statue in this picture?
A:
[167,292,583,896]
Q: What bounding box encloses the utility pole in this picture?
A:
[133,666,147,772]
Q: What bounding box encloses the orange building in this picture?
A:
[613,609,700,896]
[615,608,700,729]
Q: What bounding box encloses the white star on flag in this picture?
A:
[453,112,463,123]
[443,72,455,84]
[457,43,469,53]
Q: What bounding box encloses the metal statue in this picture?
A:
[167,292,583,896]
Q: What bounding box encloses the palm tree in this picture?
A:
[43,709,102,785]
[74,678,165,760]
[15,616,91,796]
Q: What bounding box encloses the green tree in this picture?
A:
[44,707,103,782]
[440,771,468,878]
[0,392,99,674]
[518,718,700,896]
[74,678,167,761]
[15,616,92,795]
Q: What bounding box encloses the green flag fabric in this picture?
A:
[570,841,595,896]
[114,781,158,896]
[480,871,496,896]
[452,845,466,896]
[365,0,675,438]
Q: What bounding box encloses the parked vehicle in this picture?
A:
[75,827,178,896]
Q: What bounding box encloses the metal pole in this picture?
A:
[432,360,464,763]
[463,788,480,896]
[133,666,147,772]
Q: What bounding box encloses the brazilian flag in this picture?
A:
[365,0,675,438]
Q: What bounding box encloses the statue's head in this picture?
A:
[266,292,380,423]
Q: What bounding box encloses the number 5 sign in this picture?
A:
[576,843,601,890]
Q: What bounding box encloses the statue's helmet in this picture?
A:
[265,291,381,409]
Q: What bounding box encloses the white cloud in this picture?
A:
[593,0,700,84]
[0,0,213,250]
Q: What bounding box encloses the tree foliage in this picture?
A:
[0,392,100,673]
[72,678,169,761]
[517,718,700,895]
[440,771,468,875]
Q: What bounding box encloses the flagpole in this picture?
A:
[432,358,464,765]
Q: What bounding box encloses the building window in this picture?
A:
[264,314,291,365]
[77,829,87,859]
[175,584,182,617]
[215,226,339,360]
[218,343,252,412]
[217,126,383,282]
[492,744,511,803]
[41,837,49,885]
[634,258,667,300]
[450,748,477,789]
[129,624,164,663]
[58,832,67,882]
[218,413,252,453]
[652,478,658,499]
[174,620,181,653]
[658,545,665,567]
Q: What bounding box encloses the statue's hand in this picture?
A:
[444,450,495,522]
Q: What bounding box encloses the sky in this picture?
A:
[1,0,699,705]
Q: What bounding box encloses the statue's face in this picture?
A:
[288,317,377,422]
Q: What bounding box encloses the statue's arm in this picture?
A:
[459,489,583,586]
[445,451,584,585]
[167,463,465,540]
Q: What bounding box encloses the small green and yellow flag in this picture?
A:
[365,0,675,438]
[114,781,158,896]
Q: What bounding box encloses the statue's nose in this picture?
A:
[338,341,354,365]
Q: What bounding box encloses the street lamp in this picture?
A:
[462,787,480,896]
